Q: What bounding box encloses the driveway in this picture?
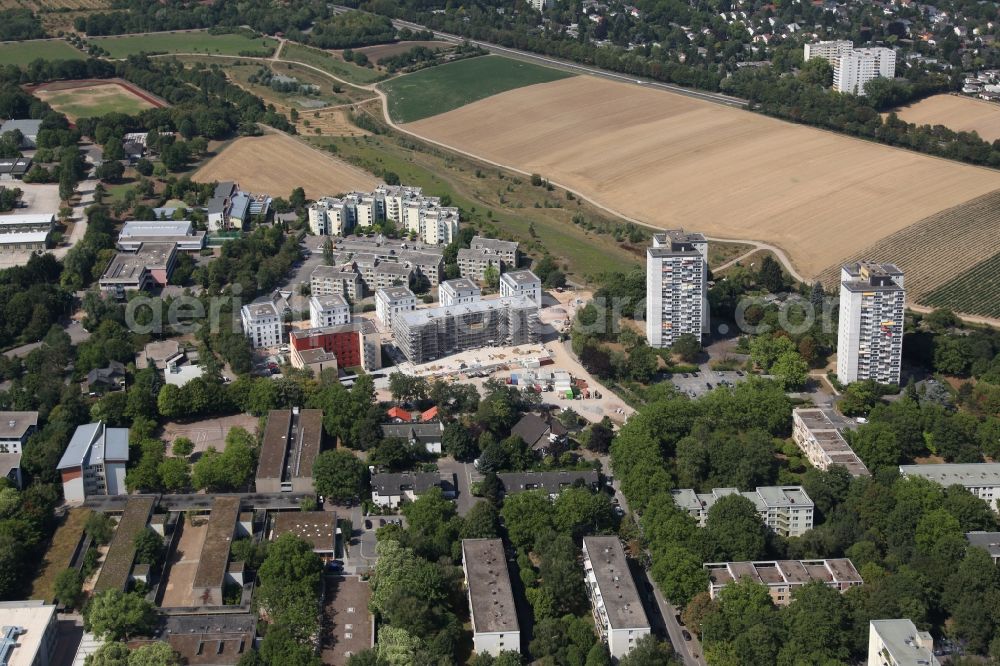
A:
[438,456,475,516]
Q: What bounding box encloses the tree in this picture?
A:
[776,582,851,666]
[388,372,428,403]
[366,437,416,472]
[257,534,323,643]
[133,528,164,568]
[157,457,190,492]
[757,255,785,292]
[128,642,184,666]
[95,160,125,182]
[85,512,115,545]
[258,624,321,666]
[705,494,769,561]
[313,449,368,503]
[460,501,499,539]
[749,335,796,372]
[651,544,709,606]
[618,635,679,665]
[627,344,658,382]
[671,333,702,363]
[771,350,809,390]
[84,590,156,640]
[171,437,194,457]
[586,417,614,454]
[553,487,616,541]
[500,491,553,549]
[53,568,84,609]
[483,264,500,289]
[443,422,478,461]
[84,642,130,666]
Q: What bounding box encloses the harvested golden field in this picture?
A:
[894,94,1000,142]
[817,189,1000,306]
[192,131,379,199]
[407,76,1000,278]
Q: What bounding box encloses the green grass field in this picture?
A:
[281,42,384,86]
[0,39,84,66]
[922,251,1000,317]
[92,31,278,59]
[380,55,573,123]
[37,83,154,120]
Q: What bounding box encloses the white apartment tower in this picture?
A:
[308,186,459,245]
[834,48,896,95]
[375,286,417,331]
[804,40,896,96]
[837,262,905,385]
[439,278,481,307]
[645,230,708,348]
[500,270,542,306]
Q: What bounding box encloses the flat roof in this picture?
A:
[471,236,518,253]
[583,536,650,631]
[310,294,348,310]
[192,496,241,590]
[257,410,292,482]
[242,302,280,319]
[0,411,37,441]
[0,231,49,244]
[0,214,53,227]
[870,619,938,665]
[160,612,256,665]
[705,559,862,588]
[463,539,519,635]
[120,220,193,237]
[966,531,1000,557]
[441,277,480,293]
[101,243,175,283]
[0,119,41,135]
[501,270,540,287]
[291,409,323,481]
[398,295,536,327]
[899,463,1000,487]
[95,497,156,593]
[377,286,416,301]
[0,600,57,666]
[273,511,337,551]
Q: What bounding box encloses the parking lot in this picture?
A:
[670,368,750,398]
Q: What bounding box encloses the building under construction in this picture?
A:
[393,296,539,364]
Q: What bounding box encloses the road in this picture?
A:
[602,458,707,665]
[331,5,745,109]
[4,319,89,358]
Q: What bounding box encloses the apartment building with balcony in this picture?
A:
[582,536,650,659]
[645,230,708,347]
[671,486,814,537]
[705,559,863,605]
[899,463,1000,512]
[792,408,870,476]
[837,262,905,385]
[462,539,521,657]
[867,619,939,666]
[309,294,350,328]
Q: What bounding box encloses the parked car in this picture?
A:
[326,561,343,572]
[364,519,372,529]
[682,630,692,641]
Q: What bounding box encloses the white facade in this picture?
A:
[867,619,939,666]
[0,600,58,666]
[804,39,853,62]
[439,278,481,307]
[792,408,870,476]
[463,539,521,657]
[672,486,815,537]
[899,463,1000,512]
[582,536,650,660]
[645,230,708,348]
[375,286,417,330]
[57,422,129,502]
[241,302,284,349]
[308,186,459,245]
[500,270,542,306]
[837,262,905,385]
[309,294,350,328]
[834,48,896,95]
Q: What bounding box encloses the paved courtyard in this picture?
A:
[160,414,259,455]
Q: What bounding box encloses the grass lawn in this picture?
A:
[282,42,385,86]
[36,84,154,120]
[318,130,640,280]
[0,39,84,67]
[93,31,278,59]
[29,507,91,603]
[380,55,573,123]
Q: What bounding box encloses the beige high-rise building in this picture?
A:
[645,230,708,348]
[837,262,905,385]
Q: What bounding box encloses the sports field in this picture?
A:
[380,55,574,123]
[92,31,278,59]
[192,131,379,199]
[0,39,83,66]
[406,75,1000,279]
[34,81,156,120]
[895,94,1000,142]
